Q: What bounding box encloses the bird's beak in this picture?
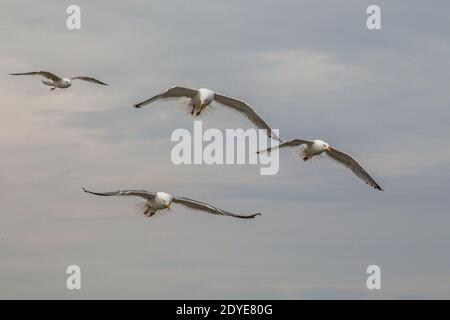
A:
[165,203,171,209]
[326,146,331,152]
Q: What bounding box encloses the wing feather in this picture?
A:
[134,86,198,108]
[213,93,280,141]
[173,196,261,219]
[82,188,157,199]
[71,76,108,85]
[257,138,312,154]
[10,71,61,81]
[326,148,383,190]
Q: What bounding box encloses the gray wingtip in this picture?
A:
[233,212,261,219]
[368,182,383,191]
[256,149,269,154]
[82,187,93,194]
[248,213,262,218]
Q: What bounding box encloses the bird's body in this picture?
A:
[190,88,215,115]
[257,138,382,190]
[303,139,330,159]
[10,71,108,90]
[134,86,279,140]
[151,192,173,210]
[82,188,261,219]
[42,77,72,89]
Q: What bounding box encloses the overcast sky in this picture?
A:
[1,0,450,299]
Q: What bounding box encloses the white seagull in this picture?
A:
[10,71,108,90]
[257,139,383,190]
[133,86,280,140]
[82,188,261,219]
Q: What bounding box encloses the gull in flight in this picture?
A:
[133,86,280,140]
[257,139,383,190]
[10,71,108,90]
[82,188,261,219]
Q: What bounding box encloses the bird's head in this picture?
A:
[315,140,331,152]
[157,192,173,209]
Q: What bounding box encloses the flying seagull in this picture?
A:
[82,188,261,219]
[133,86,280,140]
[257,139,383,190]
[10,71,108,90]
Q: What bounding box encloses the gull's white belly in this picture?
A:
[196,88,215,107]
[43,79,70,88]
[307,142,325,156]
[188,89,215,115]
[55,80,71,88]
[149,198,166,210]
[191,94,203,108]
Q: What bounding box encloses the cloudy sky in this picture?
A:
[1,0,450,299]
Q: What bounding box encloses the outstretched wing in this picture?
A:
[10,71,62,81]
[213,93,280,141]
[257,138,312,154]
[71,76,108,85]
[173,196,261,219]
[134,86,198,108]
[326,148,383,191]
[82,188,156,200]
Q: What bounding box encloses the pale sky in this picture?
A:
[1,0,450,299]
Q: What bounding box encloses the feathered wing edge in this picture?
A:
[256,138,312,154]
[82,188,157,199]
[213,93,280,141]
[326,148,383,191]
[173,197,261,219]
[10,71,61,81]
[133,86,198,108]
[71,76,108,86]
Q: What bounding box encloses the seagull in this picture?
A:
[9,71,108,90]
[257,139,383,190]
[133,86,280,140]
[82,188,261,219]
